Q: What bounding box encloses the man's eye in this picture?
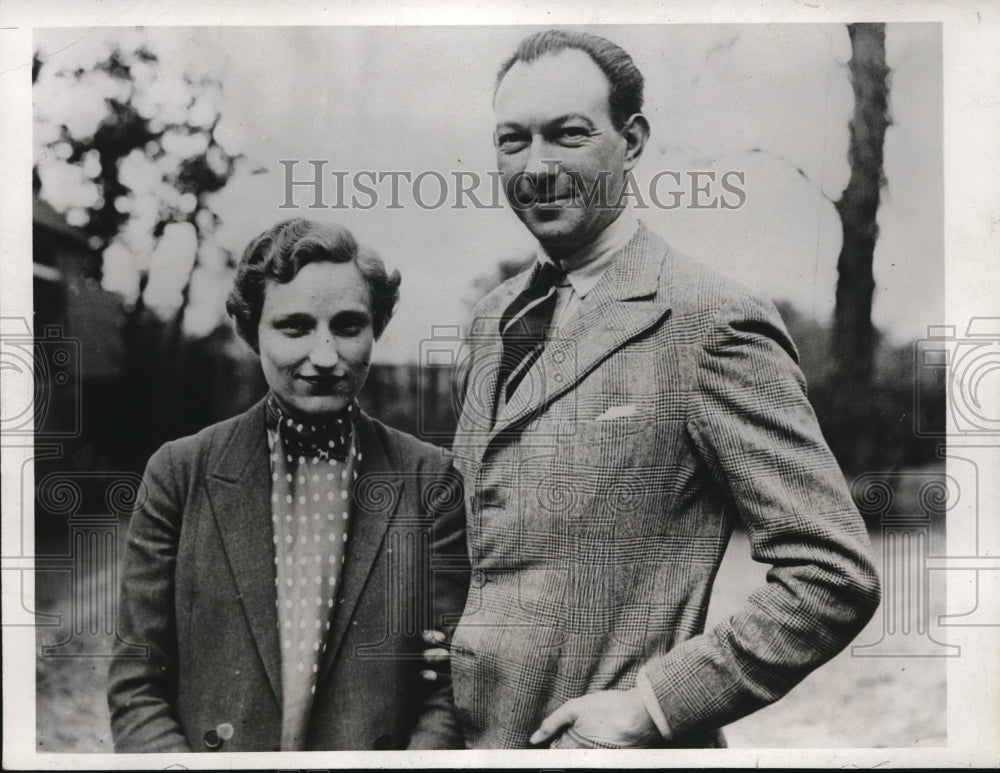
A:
[558,127,589,142]
[497,133,528,151]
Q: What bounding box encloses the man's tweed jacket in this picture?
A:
[449,221,881,748]
[108,402,469,751]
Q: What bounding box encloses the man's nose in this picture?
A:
[523,135,557,180]
[308,335,340,369]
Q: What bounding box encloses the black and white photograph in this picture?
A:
[2,1,998,768]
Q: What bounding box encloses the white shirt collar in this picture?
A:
[536,208,639,298]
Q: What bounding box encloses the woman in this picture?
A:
[108,219,469,751]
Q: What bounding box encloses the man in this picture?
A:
[445,29,881,749]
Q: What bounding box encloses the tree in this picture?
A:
[832,23,891,391]
[33,30,249,460]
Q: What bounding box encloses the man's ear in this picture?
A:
[621,113,650,171]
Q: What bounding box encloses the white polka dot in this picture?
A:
[327,513,335,520]
[312,663,318,673]
[297,662,304,672]
[342,469,348,479]
[286,514,292,522]
[310,685,316,694]
[327,492,335,500]
[311,493,319,502]
[284,640,291,650]
[285,601,293,609]
[343,533,348,542]
[298,476,305,484]
[286,474,293,482]
[285,535,293,544]
[271,493,278,503]
[298,496,306,504]
[272,535,279,544]
[286,556,293,565]
[329,532,336,541]
[298,640,305,649]
[272,473,279,482]
[287,455,293,463]
[312,474,319,482]
[286,578,294,586]
[342,512,349,520]
[326,473,334,480]
[328,576,336,585]
[298,456,306,465]
[285,494,293,504]
[341,491,348,500]
[328,598,334,607]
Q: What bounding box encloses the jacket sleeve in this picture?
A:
[406,462,471,750]
[107,441,191,752]
[640,292,881,739]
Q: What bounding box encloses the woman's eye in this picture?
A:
[276,319,310,335]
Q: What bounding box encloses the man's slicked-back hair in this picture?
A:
[495,29,645,130]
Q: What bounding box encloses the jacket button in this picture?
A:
[203,729,221,749]
[217,723,234,741]
[471,571,487,588]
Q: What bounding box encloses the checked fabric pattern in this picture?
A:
[449,222,880,748]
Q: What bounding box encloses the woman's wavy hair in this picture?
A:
[226,218,401,352]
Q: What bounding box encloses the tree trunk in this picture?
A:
[833,23,890,390]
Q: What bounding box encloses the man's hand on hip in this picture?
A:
[529,688,661,748]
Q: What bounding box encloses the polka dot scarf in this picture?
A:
[265,394,360,750]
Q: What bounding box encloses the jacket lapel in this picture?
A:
[451,273,529,465]
[205,398,282,707]
[316,412,402,685]
[490,222,672,440]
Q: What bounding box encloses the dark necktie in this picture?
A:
[498,261,564,402]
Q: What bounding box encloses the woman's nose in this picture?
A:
[308,336,340,369]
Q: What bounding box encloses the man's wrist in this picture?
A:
[635,669,672,739]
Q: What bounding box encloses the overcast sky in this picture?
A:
[34,23,942,363]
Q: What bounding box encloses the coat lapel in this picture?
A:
[316,412,402,685]
[490,222,672,441]
[204,398,282,707]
